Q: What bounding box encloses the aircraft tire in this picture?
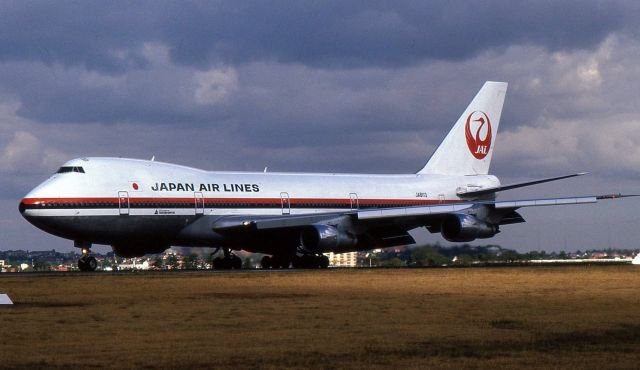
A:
[291,255,301,268]
[302,254,316,269]
[86,256,98,271]
[275,255,291,269]
[213,256,226,270]
[232,256,242,269]
[291,254,309,269]
[260,256,272,269]
[318,255,329,269]
[78,258,88,271]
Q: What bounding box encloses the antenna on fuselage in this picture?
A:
[151,156,155,162]
[264,167,268,173]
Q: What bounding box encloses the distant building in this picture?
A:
[117,259,151,270]
[324,252,358,267]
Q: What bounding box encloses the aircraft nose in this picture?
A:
[18,199,26,215]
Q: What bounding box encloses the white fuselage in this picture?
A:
[22,157,500,220]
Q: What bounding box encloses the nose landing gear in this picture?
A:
[77,246,97,272]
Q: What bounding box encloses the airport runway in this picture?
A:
[2,260,632,278]
[2,266,639,369]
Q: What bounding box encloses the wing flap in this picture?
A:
[494,196,597,209]
[212,212,349,232]
[357,203,473,220]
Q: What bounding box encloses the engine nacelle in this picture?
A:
[300,224,357,252]
[441,214,498,242]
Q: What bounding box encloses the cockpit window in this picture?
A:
[56,166,85,174]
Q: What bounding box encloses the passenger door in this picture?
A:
[280,192,290,215]
[194,192,205,215]
[118,191,129,215]
[349,193,359,210]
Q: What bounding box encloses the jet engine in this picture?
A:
[440,214,498,242]
[300,224,358,252]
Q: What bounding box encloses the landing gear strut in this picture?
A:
[212,248,242,270]
[77,246,97,272]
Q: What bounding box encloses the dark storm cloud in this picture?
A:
[0,1,634,72]
[1,1,637,126]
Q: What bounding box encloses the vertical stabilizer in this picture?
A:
[418,81,507,176]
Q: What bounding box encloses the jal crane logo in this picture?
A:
[464,111,492,159]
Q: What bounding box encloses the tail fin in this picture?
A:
[418,81,507,176]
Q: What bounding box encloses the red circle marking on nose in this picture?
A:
[132,183,139,190]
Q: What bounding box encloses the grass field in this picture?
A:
[1,266,640,369]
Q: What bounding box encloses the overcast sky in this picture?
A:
[1,1,639,253]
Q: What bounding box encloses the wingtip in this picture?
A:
[596,193,640,200]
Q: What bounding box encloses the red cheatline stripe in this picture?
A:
[21,197,452,206]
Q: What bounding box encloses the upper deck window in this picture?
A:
[56,166,85,174]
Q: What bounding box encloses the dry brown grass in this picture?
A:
[1,266,640,369]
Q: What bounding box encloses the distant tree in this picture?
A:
[33,260,51,271]
[151,256,163,269]
[185,254,199,270]
[411,246,449,266]
[500,250,522,262]
[166,254,179,270]
[100,259,113,270]
[381,257,404,267]
[361,254,380,267]
[454,254,475,265]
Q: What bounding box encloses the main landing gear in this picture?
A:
[212,248,242,270]
[77,247,97,272]
[292,254,329,269]
[260,255,291,269]
[261,254,329,269]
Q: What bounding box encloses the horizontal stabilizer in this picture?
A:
[457,173,588,197]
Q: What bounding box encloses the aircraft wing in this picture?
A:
[211,194,632,250]
[213,194,618,229]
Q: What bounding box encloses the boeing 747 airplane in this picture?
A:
[19,82,630,271]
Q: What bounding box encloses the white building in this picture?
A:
[324,252,358,267]
[117,259,151,270]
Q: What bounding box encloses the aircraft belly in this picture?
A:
[23,214,208,246]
